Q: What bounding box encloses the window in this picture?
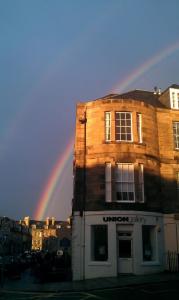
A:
[171,91,179,109]
[142,225,156,261]
[172,92,175,108]
[105,162,112,202]
[137,113,142,143]
[138,164,144,202]
[173,122,179,149]
[115,112,132,141]
[91,225,108,261]
[115,163,135,202]
[105,112,111,141]
[176,172,179,198]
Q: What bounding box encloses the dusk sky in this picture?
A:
[0,0,179,221]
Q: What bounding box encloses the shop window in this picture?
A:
[115,163,135,202]
[173,122,179,149]
[142,225,156,261]
[105,112,111,142]
[91,225,108,261]
[115,112,132,141]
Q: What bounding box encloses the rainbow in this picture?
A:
[33,40,179,221]
[112,40,179,93]
[34,136,74,220]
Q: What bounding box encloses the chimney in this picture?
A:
[153,86,158,95]
[153,86,161,95]
[24,216,30,227]
[46,217,49,226]
[51,217,55,226]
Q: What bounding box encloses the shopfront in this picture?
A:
[72,211,165,280]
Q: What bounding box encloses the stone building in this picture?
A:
[0,216,31,256]
[72,84,179,280]
[30,217,71,253]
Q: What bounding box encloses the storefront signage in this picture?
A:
[103,216,146,223]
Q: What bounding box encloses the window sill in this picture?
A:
[103,141,146,146]
[88,261,111,267]
[105,201,145,204]
[141,261,160,266]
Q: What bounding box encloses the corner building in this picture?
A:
[72,84,179,280]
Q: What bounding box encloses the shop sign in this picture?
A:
[103,215,146,223]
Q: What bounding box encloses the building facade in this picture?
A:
[30,217,71,254]
[72,84,179,280]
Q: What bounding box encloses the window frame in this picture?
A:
[137,113,142,143]
[142,225,157,262]
[115,163,135,203]
[104,111,111,142]
[173,121,179,149]
[91,225,108,262]
[176,171,179,199]
[138,164,145,203]
[105,162,112,202]
[170,88,179,109]
[115,112,133,142]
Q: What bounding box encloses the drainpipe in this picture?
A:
[79,110,87,280]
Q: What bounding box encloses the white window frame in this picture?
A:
[173,121,179,149]
[137,113,142,143]
[139,164,144,202]
[105,112,111,142]
[176,172,179,198]
[115,163,135,202]
[115,112,133,142]
[170,88,179,109]
[105,162,112,202]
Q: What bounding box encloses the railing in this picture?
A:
[166,251,179,272]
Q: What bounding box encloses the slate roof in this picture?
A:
[169,84,179,89]
[99,89,165,108]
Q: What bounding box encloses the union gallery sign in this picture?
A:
[103,215,146,223]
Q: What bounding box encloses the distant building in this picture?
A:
[72,84,179,280]
[23,217,72,254]
[0,216,31,256]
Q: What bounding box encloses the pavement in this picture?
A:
[1,270,179,293]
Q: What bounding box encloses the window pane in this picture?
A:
[115,112,132,141]
[142,225,156,261]
[173,122,179,149]
[105,112,111,141]
[121,134,126,140]
[105,163,111,202]
[115,164,135,202]
[91,225,108,261]
[118,240,131,258]
[137,113,142,143]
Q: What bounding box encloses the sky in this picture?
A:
[0,0,179,221]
